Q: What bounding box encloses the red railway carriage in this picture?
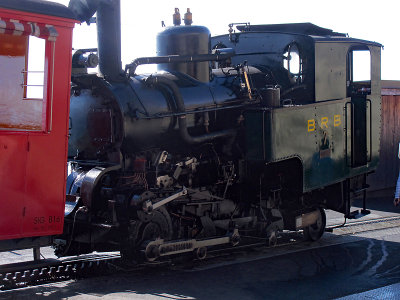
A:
[0,0,76,251]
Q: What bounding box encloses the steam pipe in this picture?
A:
[125,51,235,77]
[145,75,236,144]
[69,0,123,81]
[96,0,122,81]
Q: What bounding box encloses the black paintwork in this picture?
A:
[63,8,382,257]
[236,22,347,37]
[157,25,211,82]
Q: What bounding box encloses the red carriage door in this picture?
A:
[0,20,57,239]
[0,33,30,239]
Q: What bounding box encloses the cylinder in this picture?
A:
[156,25,211,82]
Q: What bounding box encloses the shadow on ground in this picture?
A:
[3,233,400,300]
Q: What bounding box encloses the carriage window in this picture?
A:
[0,35,46,131]
[25,36,46,100]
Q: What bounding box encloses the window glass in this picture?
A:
[25,36,45,99]
[283,43,302,83]
[352,50,371,82]
[0,34,46,131]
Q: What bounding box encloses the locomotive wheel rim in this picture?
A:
[145,244,160,261]
[121,209,172,262]
[141,222,162,242]
[195,247,207,260]
[268,231,278,247]
[304,208,326,241]
[139,209,172,242]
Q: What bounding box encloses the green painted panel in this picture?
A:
[245,95,380,192]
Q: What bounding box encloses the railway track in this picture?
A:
[2,214,400,292]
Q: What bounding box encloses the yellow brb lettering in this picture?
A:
[334,115,341,127]
[308,115,341,132]
[321,117,328,128]
[308,119,315,132]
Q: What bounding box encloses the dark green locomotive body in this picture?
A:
[212,23,381,193]
[245,97,379,192]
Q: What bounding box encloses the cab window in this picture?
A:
[347,47,371,95]
[283,43,303,84]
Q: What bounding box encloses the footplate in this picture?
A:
[143,229,240,261]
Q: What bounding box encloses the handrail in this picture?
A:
[344,101,354,167]
[366,99,372,162]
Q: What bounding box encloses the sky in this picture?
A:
[53,0,399,80]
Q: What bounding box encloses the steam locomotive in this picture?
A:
[59,0,381,261]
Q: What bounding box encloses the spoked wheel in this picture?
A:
[121,207,172,262]
[303,207,326,241]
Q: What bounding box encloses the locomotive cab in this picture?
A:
[212,23,381,217]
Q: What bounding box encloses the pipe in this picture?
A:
[96,0,122,81]
[145,75,236,144]
[69,0,123,82]
[136,104,247,119]
[125,51,235,77]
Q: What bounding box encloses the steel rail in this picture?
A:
[2,215,400,292]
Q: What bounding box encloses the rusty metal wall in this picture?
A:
[368,81,400,192]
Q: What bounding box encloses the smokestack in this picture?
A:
[96,0,122,81]
[69,0,123,81]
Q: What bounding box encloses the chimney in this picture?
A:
[69,0,122,81]
[96,0,122,81]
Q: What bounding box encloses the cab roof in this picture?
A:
[236,22,382,47]
[237,23,346,37]
[0,0,76,20]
